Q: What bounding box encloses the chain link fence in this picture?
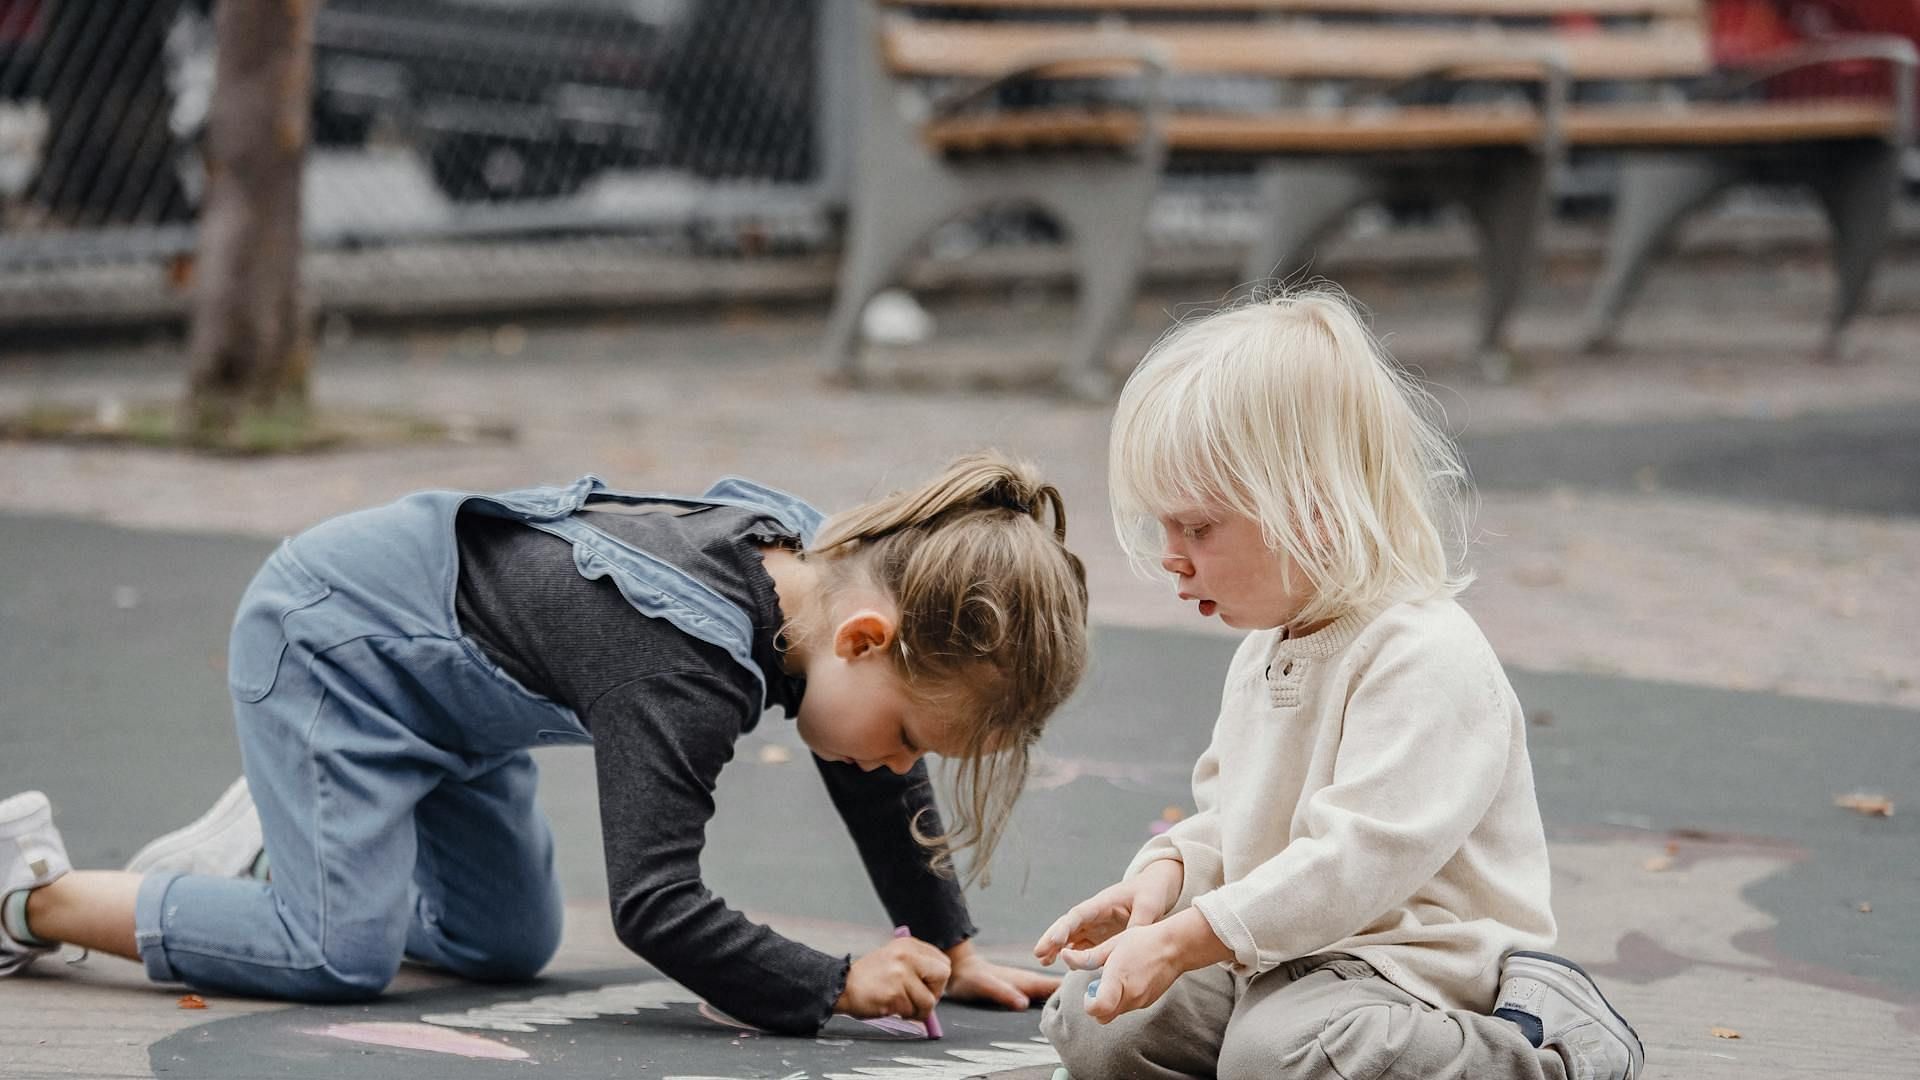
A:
[0,1,1912,331]
[0,0,857,327]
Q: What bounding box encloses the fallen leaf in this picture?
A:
[178,994,207,1010]
[1834,793,1894,817]
[756,745,792,765]
[1858,902,1872,913]
[1709,1026,1740,1040]
[1642,855,1675,873]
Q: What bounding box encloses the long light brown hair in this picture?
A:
[805,452,1089,884]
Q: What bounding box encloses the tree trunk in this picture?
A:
[184,0,316,442]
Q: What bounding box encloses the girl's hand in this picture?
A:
[942,939,1059,1011]
[1033,859,1184,966]
[836,936,951,1021]
[1064,908,1234,1024]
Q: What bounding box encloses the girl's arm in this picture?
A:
[591,667,851,1035]
[812,755,975,950]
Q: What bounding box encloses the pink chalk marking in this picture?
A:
[698,1002,763,1032]
[308,1021,529,1061]
[700,1001,929,1041]
[854,1015,929,1037]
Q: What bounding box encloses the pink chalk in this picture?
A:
[893,925,944,1039]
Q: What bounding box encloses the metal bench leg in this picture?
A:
[821,181,961,385]
[1807,141,1897,359]
[1581,152,1736,353]
[1460,152,1549,381]
[1046,164,1159,400]
[1243,161,1383,287]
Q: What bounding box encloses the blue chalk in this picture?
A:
[1085,977,1101,998]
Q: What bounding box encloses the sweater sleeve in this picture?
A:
[812,755,977,948]
[1190,626,1513,975]
[589,669,850,1035]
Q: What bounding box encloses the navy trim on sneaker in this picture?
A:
[1506,951,1644,1048]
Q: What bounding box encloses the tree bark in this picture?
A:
[184,0,316,441]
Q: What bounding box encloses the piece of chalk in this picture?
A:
[1086,976,1101,998]
[893,925,944,1039]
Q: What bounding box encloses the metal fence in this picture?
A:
[0,1,841,280]
[0,1,1907,328]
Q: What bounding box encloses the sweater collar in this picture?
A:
[1269,606,1375,662]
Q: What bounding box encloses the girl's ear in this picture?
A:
[832,610,897,660]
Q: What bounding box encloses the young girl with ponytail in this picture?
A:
[1,453,1089,1036]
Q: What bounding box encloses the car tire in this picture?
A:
[427,134,595,203]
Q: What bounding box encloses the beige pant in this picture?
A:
[1041,953,1569,1080]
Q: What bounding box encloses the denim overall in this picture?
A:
[132,476,823,1001]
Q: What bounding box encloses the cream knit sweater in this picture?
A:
[1127,597,1557,1012]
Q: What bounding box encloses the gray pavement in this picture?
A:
[2,250,1918,1077]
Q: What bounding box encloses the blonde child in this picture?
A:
[1,452,1086,1035]
[1036,291,1643,1079]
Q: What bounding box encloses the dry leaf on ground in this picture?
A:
[1642,855,1675,873]
[756,744,792,765]
[178,994,207,1010]
[1834,793,1895,817]
[1710,1026,1741,1040]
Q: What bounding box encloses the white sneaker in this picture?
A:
[125,777,266,880]
[1,790,72,976]
[1494,951,1645,1080]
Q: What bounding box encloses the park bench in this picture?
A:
[823,1,1914,393]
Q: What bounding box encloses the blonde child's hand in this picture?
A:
[1067,908,1234,1024]
[1033,859,1183,966]
[836,936,951,1022]
[942,939,1059,1011]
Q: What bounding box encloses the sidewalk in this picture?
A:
[1,246,1916,1078]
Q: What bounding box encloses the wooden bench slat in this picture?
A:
[887,0,1700,17]
[1565,100,1896,145]
[921,100,1894,154]
[885,22,1713,82]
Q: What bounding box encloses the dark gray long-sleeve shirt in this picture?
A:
[451,503,975,1035]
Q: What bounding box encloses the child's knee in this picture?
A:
[450,925,560,982]
[1221,1000,1407,1080]
[1041,970,1170,1078]
[282,954,400,1003]
[415,904,561,982]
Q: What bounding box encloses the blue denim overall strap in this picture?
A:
[465,474,824,709]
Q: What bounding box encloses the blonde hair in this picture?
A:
[805,451,1089,884]
[1110,286,1472,628]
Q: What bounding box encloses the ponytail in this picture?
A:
[806,451,1089,884]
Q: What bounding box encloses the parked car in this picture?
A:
[312,0,818,202]
[0,0,39,104]
[312,0,681,202]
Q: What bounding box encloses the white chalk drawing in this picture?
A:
[817,1039,1061,1079]
[421,981,706,1032]
[663,1038,1060,1080]
[422,982,1062,1078]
